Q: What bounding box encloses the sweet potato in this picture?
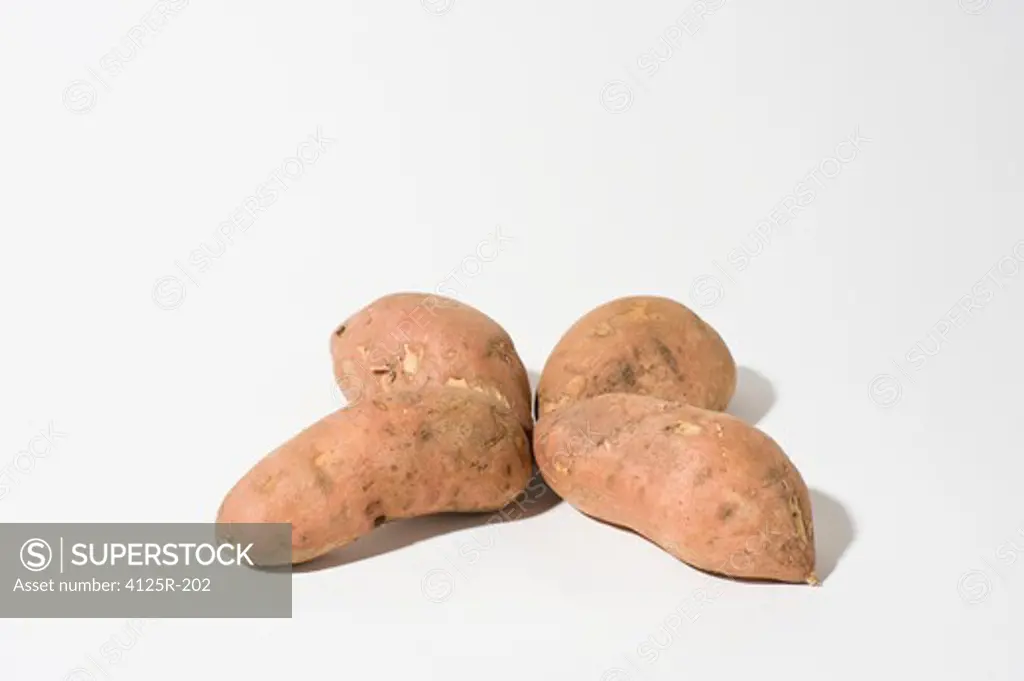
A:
[534,393,817,584]
[331,292,533,434]
[217,387,531,565]
[537,296,736,417]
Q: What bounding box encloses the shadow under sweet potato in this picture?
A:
[726,366,776,426]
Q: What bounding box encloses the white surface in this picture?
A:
[1,0,1022,678]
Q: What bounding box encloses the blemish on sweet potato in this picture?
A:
[620,363,637,387]
[653,338,680,376]
[485,336,513,363]
[693,467,713,486]
[788,495,810,544]
[717,503,736,521]
[313,467,334,493]
[401,345,420,375]
[603,362,638,393]
[669,422,703,436]
[483,421,509,449]
[763,466,786,488]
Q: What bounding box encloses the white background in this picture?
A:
[1,0,1022,678]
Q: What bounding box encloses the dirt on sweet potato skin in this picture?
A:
[331,292,533,434]
[217,387,531,565]
[533,393,816,584]
[537,296,736,417]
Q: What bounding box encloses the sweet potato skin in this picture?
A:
[331,292,532,434]
[537,296,736,417]
[217,388,531,564]
[534,393,816,583]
